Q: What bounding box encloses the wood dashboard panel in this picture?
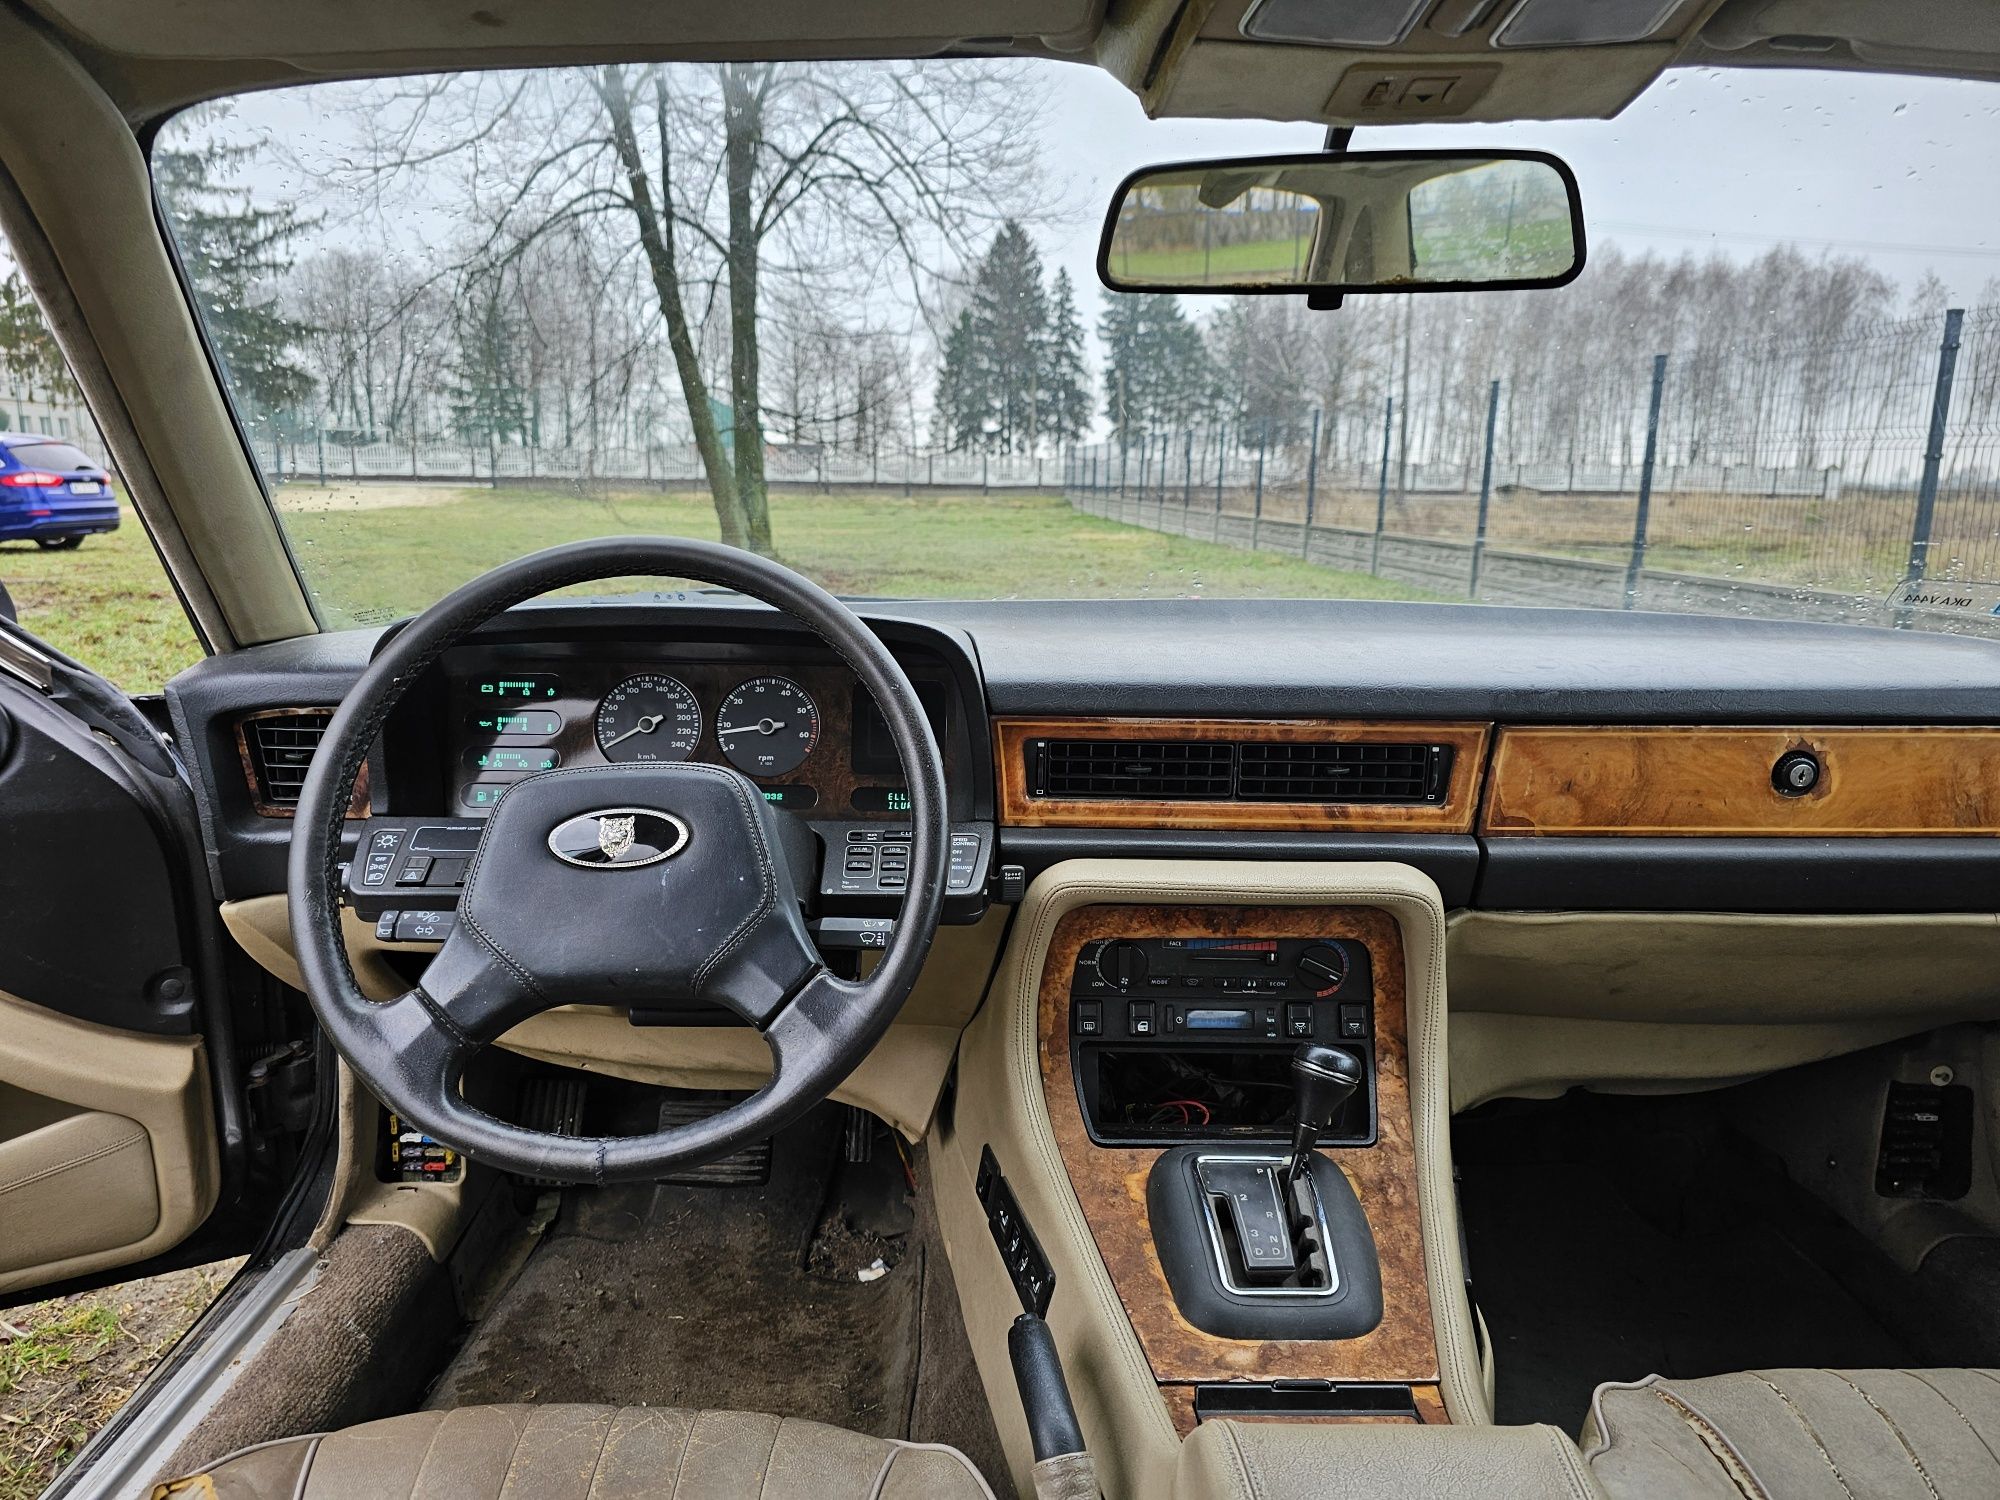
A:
[1484,725,2000,837]
[1037,905,1440,1423]
[995,718,1490,832]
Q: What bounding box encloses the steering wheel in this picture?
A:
[288,538,948,1182]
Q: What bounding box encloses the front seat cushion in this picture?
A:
[151,1404,997,1500]
[1581,1369,2000,1499]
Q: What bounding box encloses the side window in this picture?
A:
[0,238,200,689]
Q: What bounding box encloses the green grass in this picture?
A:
[1109,236,1312,284]
[278,486,1438,629]
[0,1261,238,1500]
[0,529,204,692]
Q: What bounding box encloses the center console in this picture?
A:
[1034,903,1443,1431]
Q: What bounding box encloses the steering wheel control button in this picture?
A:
[393,911,457,944]
[1773,749,1822,797]
[546,807,691,869]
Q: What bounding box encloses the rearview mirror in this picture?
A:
[1098,149,1585,296]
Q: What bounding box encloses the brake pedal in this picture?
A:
[656,1090,772,1185]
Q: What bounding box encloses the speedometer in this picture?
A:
[716,676,820,777]
[595,674,702,763]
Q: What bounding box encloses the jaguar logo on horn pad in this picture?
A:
[547,808,690,869]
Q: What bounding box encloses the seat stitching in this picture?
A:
[754,1415,784,1500]
[406,1411,453,1499]
[666,1410,700,1500]
[0,1129,148,1195]
[1539,1425,1598,1500]
[866,1447,898,1500]
[1654,1389,1772,1500]
[1828,1371,1939,1499]
[1219,1422,1263,1500]
[1751,1374,1855,1499]
[495,1408,534,1500]
[290,1435,322,1500]
[1905,1371,2000,1474]
[580,1409,617,1500]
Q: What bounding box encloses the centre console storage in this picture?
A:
[1067,936,1378,1146]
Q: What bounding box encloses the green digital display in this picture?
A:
[759,786,820,810]
[469,747,560,773]
[472,673,560,702]
[852,786,912,814]
[469,709,563,736]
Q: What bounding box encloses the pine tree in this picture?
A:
[933,220,1062,453]
[1041,269,1092,446]
[153,136,316,429]
[0,273,74,407]
[449,278,529,453]
[1100,292,1216,441]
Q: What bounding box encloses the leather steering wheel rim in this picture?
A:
[288,537,948,1183]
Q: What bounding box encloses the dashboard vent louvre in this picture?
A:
[1028,738,1450,805]
[245,710,334,809]
[1237,741,1445,802]
[1033,739,1235,800]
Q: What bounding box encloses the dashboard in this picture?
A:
[171,595,2000,921]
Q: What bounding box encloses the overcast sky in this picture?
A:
[1026,60,2000,331]
[173,55,2000,409]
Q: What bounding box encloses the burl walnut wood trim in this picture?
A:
[994,718,1490,832]
[1483,725,2000,837]
[1038,905,1440,1409]
[234,708,370,819]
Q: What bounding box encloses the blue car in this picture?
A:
[0,432,118,549]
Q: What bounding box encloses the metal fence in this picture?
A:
[259,435,1064,492]
[1064,305,2000,610]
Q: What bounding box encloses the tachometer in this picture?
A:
[595,673,702,763]
[716,676,820,777]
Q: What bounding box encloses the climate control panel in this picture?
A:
[1067,935,1378,1147]
[1070,936,1373,1047]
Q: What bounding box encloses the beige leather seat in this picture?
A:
[150,1404,996,1499]
[1581,1369,2000,1499]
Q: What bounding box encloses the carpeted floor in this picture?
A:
[424,1102,1006,1485]
[1455,1091,1920,1430]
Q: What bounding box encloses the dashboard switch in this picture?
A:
[1074,1000,1102,1037]
[1128,1001,1157,1037]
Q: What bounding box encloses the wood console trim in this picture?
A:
[994,718,1490,832]
[1483,725,2000,837]
[1037,904,1440,1401]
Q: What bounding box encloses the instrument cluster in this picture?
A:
[450,654,941,820]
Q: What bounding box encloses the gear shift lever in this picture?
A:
[1285,1043,1363,1189]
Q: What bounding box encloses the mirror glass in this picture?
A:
[1100,152,1582,293]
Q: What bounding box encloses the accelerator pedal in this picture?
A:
[656,1090,771,1186]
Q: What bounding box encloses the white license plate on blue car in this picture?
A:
[69,481,101,495]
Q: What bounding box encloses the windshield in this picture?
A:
[155,63,2000,634]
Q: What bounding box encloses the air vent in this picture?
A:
[1027,738,1452,805]
[1238,741,1445,802]
[1033,739,1235,800]
[242,709,334,811]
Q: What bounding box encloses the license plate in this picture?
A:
[68,481,101,495]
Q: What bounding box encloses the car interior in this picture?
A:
[4,2,2000,1498]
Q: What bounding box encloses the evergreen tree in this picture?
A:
[933,220,1070,453]
[153,136,316,429]
[1041,269,1092,446]
[0,272,75,407]
[1100,292,1217,441]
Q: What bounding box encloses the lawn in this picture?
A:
[275,484,1437,629]
[0,486,1437,689]
[1108,235,1311,285]
[0,1260,240,1499]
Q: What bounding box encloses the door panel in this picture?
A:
[0,621,238,1296]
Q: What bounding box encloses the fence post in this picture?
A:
[1182,431,1193,519]
[1468,380,1500,598]
[349,439,358,479]
[1905,307,1966,583]
[1303,407,1322,556]
[981,452,989,495]
[1371,396,1393,574]
[1250,422,1268,550]
[1214,422,1226,519]
[1623,354,1670,610]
